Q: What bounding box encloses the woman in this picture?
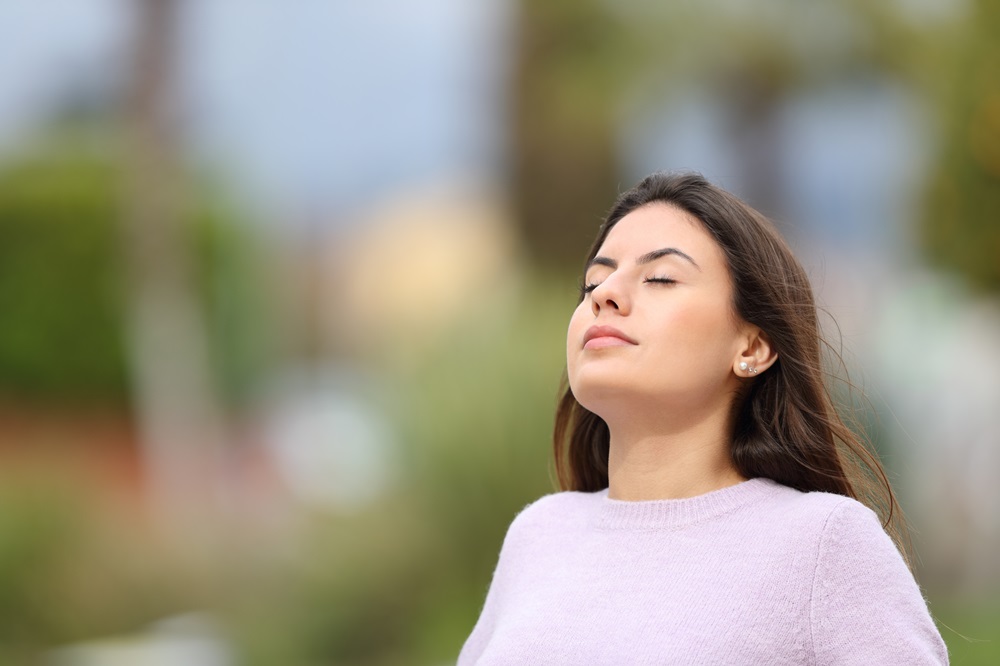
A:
[458,172,948,665]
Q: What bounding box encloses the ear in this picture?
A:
[734,326,778,378]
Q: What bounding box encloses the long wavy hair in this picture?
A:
[553,172,907,557]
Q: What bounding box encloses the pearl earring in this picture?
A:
[739,361,749,371]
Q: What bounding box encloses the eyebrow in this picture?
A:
[587,247,701,272]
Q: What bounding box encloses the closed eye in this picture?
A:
[581,276,674,296]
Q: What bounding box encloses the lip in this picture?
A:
[583,325,638,350]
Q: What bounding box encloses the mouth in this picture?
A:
[583,325,638,350]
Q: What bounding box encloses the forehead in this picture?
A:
[595,203,725,268]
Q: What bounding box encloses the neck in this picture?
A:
[605,411,746,501]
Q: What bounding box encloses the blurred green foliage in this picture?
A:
[0,153,128,400]
[0,471,212,662]
[935,603,1000,665]
[0,143,273,405]
[921,0,1000,294]
[0,477,84,653]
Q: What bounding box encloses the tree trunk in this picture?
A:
[120,0,225,529]
[510,0,625,271]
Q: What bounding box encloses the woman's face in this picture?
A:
[566,203,747,420]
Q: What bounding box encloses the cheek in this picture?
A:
[648,299,738,369]
[566,302,589,360]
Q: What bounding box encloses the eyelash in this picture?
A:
[581,276,676,294]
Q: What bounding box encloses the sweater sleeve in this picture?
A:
[456,498,538,666]
[456,574,498,666]
[809,499,949,665]
[457,520,512,666]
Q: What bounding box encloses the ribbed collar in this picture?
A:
[594,477,781,530]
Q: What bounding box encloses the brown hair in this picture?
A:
[553,172,907,557]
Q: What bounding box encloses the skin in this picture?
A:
[566,203,778,501]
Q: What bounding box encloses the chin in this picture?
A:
[569,377,641,416]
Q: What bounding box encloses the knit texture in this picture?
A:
[458,478,948,665]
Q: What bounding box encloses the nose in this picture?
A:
[590,276,629,316]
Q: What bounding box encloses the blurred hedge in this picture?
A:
[0,145,273,405]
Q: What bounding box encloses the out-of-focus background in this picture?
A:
[0,0,997,663]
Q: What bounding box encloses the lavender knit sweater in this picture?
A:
[458,477,948,665]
